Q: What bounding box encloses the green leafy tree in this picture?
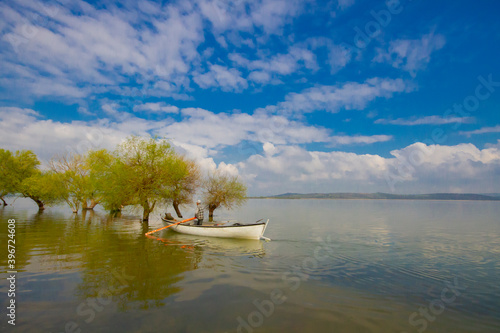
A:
[50,153,102,213]
[21,171,65,210]
[0,149,60,210]
[169,156,201,218]
[81,151,104,210]
[90,137,181,221]
[86,149,131,214]
[202,170,247,221]
[117,136,180,221]
[0,148,15,205]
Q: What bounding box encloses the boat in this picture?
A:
[160,218,270,240]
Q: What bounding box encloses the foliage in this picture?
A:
[86,149,131,213]
[116,136,180,221]
[86,136,181,221]
[50,153,102,213]
[0,148,61,210]
[169,156,201,218]
[0,149,15,204]
[1,138,248,220]
[21,171,66,208]
[0,149,39,193]
[202,170,247,220]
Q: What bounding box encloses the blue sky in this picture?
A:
[1,0,500,195]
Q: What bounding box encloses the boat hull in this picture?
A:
[161,218,268,240]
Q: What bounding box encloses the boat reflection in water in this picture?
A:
[148,231,266,258]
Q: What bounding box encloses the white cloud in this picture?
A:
[459,125,500,137]
[374,32,445,76]
[1,104,389,168]
[238,145,391,194]
[248,70,272,84]
[0,1,204,100]
[338,0,355,10]
[2,106,498,195]
[193,64,248,92]
[250,0,301,34]
[330,134,393,145]
[158,108,331,149]
[238,142,500,195]
[199,0,303,34]
[306,37,353,74]
[77,106,95,117]
[376,115,475,126]
[386,143,500,191]
[258,77,411,115]
[0,0,306,101]
[133,102,179,114]
[228,44,318,84]
[326,43,352,74]
[263,142,277,155]
[0,106,168,162]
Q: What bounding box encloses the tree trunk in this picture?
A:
[173,201,183,218]
[72,201,80,214]
[110,209,121,217]
[82,198,99,210]
[1,197,7,206]
[89,198,98,209]
[142,200,155,222]
[208,204,217,222]
[33,198,45,211]
[142,204,150,221]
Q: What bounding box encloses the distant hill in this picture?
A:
[481,193,500,198]
[254,192,500,201]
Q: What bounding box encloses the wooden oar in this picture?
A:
[145,217,196,236]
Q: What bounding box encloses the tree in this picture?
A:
[21,170,65,210]
[0,148,15,205]
[86,149,131,214]
[50,153,102,213]
[202,170,247,221]
[117,136,177,221]
[0,149,60,210]
[81,151,105,210]
[169,156,201,218]
[93,136,180,222]
[0,149,38,205]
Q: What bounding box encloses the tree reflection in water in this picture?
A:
[0,207,203,311]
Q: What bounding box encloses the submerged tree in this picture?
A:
[118,136,181,221]
[86,149,131,214]
[169,156,201,218]
[21,171,65,210]
[50,152,104,213]
[0,149,61,210]
[0,148,14,205]
[90,136,181,222]
[202,170,247,221]
[50,153,88,213]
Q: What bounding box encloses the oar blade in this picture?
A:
[145,217,196,236]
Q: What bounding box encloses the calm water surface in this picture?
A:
[1,198,499,332]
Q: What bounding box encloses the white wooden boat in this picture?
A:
[161,218,269,240]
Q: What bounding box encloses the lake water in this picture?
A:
[1,198,499,333]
